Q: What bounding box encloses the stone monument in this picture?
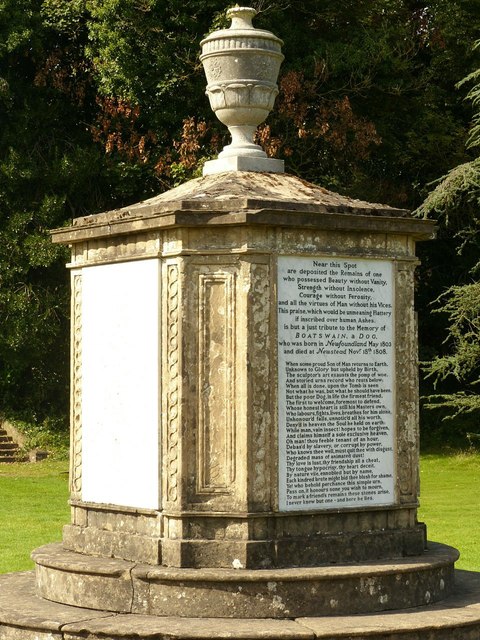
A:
[1,6,480,639]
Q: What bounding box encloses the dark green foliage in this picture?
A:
[0,0,478,435]
[77,0,479,200]
[416,41,480,443]
[253,0,477,205]
[0,0,129,423]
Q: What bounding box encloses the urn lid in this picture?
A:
[200,6,283,57]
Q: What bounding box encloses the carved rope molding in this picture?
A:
[166,263,180,504]
[70,273,83,498]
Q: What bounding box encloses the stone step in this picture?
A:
[0,454,17,463]
[32,542,458,619]
[0,442,18,450]
[0,429,19,463]
[2,569,480,639]
[0,426,22,463]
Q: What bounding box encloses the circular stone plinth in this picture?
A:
[33,542,458,619]
[3,568,480,639]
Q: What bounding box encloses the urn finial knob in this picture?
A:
[227,6,257,29]
[200,6,284,175]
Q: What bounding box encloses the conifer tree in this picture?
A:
[417,41,480,419]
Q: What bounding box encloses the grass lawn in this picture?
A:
[0,453,479,574]
[0,459,69,573]
[418,452,480,571]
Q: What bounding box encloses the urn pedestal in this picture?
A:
[29,171,455,622]
[47,171,435,576]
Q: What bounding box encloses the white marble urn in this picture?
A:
[200,6,284,174]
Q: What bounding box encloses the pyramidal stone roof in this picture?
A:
[79,171,409,220]
[52,171,435,244]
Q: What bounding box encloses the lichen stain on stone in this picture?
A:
[271,595,287,611]
[360,577,380,596]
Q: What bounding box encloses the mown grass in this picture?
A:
[0,453,479,574]
[418,451,480,571]
[0,459,69,573]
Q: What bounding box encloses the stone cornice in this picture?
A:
[51,173,435,244]
[52,206,435,244]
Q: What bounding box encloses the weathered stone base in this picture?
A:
[63,524,162,565]
[3,569,480,639]
[158,525,426,569]
[33,542,457,619]
[63,524,426,571]
[68,501,426,568]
